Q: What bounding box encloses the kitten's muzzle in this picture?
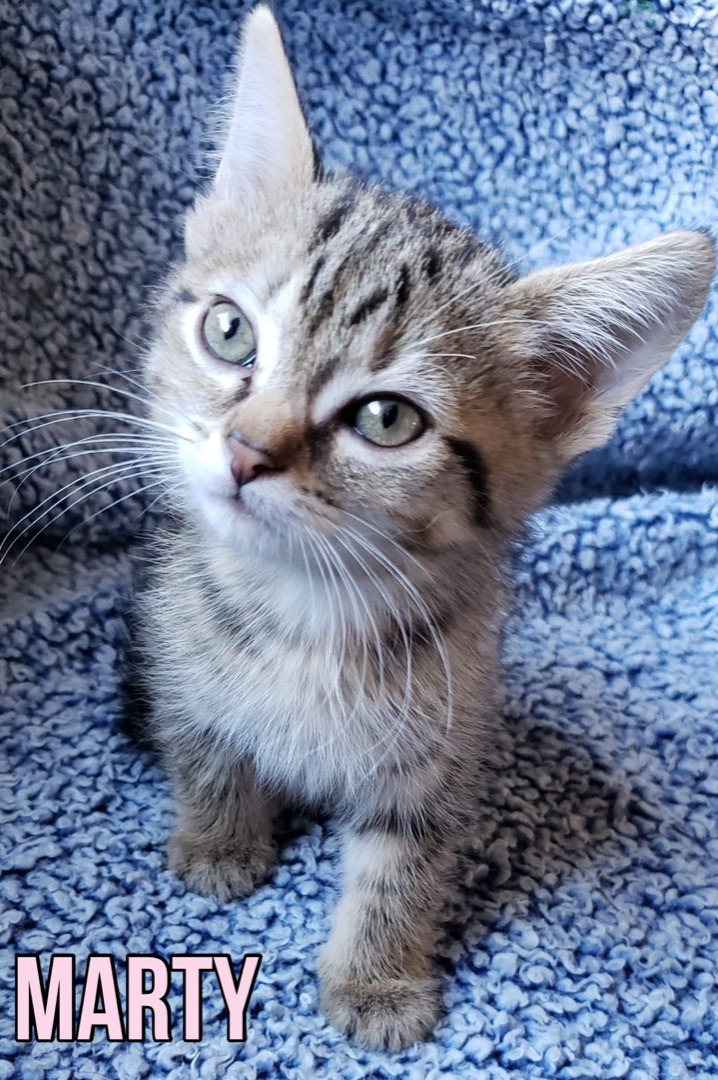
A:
[227,431,280,487]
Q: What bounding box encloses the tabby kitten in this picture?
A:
[133,4,715,1051]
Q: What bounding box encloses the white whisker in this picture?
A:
[2,462,162,567]
[1,408,190,447]
[410,316,527,351]
[16,378,188,431]
[58,474,171,548]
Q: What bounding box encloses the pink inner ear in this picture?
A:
[505,230,716,454]
[526,324,600,443]
[533,360,590,441]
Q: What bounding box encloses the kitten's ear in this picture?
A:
[504,231,716,461]
[214,5,315,204]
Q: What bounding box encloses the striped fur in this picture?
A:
[133,5,715,1051]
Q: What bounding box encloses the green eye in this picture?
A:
[350,397,425,447]
[202,301,256,366]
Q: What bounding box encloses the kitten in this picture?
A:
[131,4,715,1051]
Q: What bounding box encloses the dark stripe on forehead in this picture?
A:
[423,248,442,282]
[368,345,397,374]
[366,219,393,250]
[307,289,337,338]
[266,274,288,301]
[447,438,491,527]
[456,233,477,268]
[308,354,341,398]
[314,193,357,248]
[300,254,325,305]
[307,217,397,338]
[369,349,397,380]
[307,251,353,337]
[348,286,389,327]
[396,264,411,308]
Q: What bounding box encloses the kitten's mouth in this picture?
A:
[193,469,292,544]
[227,488,252,514]
[198,482,255,523]
[230,491,261,522]
[223,485,269,526]
[225,483,299,540]
[196,486,270,546]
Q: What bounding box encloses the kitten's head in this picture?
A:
[144,5,715,565]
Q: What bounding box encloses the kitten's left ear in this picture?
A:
[214,5,315,205]
[504,230,716,461]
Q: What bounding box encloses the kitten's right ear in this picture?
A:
[213,5,315,205]
[503,230,716,462]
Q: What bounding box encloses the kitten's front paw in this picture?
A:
[319,973,440,1051]
[168,830,274,902]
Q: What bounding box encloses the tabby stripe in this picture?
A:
[266,275,288,301]
[382,607,454,659]
[307,355,341,398]
[352,805,445,847]
[348,286,390,327]
[197,571,264,651]
[118,610,154,748]
[447,438,491,527]
[423,247,442,281]
[307,252,353,336]
[395,264,411,307]
[455,235,476,269]
[313,194,357,249]
[368,347,397,373]
[301,254,326,304]
[230,383,251,405]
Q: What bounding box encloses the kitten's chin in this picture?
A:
[194,490,283,555]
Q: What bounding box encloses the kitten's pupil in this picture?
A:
[381,402,398,429]
[223,315,241,341]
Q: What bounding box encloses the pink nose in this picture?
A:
[227,431,278,487]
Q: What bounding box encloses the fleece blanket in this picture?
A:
[1,0,717,1076]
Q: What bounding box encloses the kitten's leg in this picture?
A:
[319,807,455,1050]
[167,750,275,902]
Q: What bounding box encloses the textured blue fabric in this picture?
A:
[1,1,717,1076]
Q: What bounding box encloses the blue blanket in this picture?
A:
[2,1,717,1076]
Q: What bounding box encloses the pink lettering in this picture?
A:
[170,956,214,1040]
[126,956,171,1041]
[15,955,75,1041]
[76,956,125,1041]
[213,954,261,1042]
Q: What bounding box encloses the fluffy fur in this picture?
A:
[131,5,716,1050]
